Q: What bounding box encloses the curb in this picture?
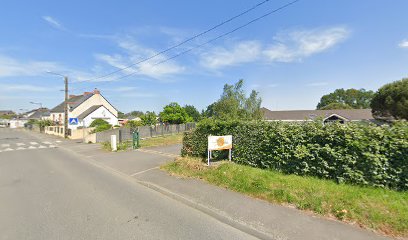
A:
[135,180,277,240]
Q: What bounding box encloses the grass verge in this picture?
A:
[140,134,183,148]
[162,157,408,238]
[100,134,183,151]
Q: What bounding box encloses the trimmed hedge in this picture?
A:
[182,120,408,190]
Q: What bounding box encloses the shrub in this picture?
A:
[182,119,408,190]
[89,119,109,127]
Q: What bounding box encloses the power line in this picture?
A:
[75,0,272,83]
[72,0,300,92]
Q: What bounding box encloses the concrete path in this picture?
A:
[9,129,393,240]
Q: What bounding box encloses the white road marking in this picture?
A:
[30,142,39,145]
[136,149,179,158]
[16,143,26,146]
[38,145,47,149]
[16,147,26,150]
[28,146,37,149]
[1,144,10,147]
[130,167,159,176]
[3,148,14,151]
[42,141,52,145]
[56,140,62,143]
[49,145,56,148]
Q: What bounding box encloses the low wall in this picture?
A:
[45,126,95,140]
[94,123,196,143]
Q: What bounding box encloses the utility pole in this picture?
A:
[64,76,69,138]
[47,71,69,138]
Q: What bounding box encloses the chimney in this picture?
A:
[93,88,100,94]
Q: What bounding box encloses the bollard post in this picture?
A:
[111,135,117,151]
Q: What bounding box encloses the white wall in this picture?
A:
[9,120,27,128]
[71,106,118,130]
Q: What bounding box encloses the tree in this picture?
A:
[117,111,126,118]
[89,119,112,133]
[319,102,353,110]
[89,119,109,127]
[141,111,158,126]
[316,88,374,109]
[126,120,142,129]
[371,78,408,120]
[127,110,144,118]
[160,103,192,124]
[183,105,201,122]
[205,79,262,121]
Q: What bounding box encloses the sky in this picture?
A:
[0,0,407,114]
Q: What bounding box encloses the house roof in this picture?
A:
[27,108,50,119]
[50,93,94,113]
[261,108,374,121]
[77,105,103,120]
[0,110,15,115]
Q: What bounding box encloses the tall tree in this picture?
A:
[183,105,201,122]
[141,111,158,126]
[371,78,408,120]
[316,88,374,109]
[160,102,192,124]
[205,79,262,121]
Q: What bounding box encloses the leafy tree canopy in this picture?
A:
[204,79,262,121]
[183,105,201,122]
[141,111,158,126]
[118,111,126,118]
[316,88,374,109]
[127,110,144,118]
[160,103,192,124]
[371,78,408,120]
[89,119,110,127]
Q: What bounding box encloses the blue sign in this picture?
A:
[69,118,79,125]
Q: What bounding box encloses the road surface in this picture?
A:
[0,128,258,240]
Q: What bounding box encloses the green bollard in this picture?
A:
[133,131,140,149]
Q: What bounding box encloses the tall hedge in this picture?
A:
[182,119,408,191]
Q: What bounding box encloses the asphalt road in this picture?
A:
[0,128,258,240]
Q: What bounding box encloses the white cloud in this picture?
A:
[398,40,408,48]
[199,27,350,69]
[95,38,185,80]
[0,83,57,92]
[200,41,261,69]
[42,16,66,31]
[0,55,62,78]
[264,27,350,62]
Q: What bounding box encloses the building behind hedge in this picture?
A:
[261,108,375,124]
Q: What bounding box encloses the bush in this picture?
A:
[182,119,408,190]
[90,119,109,127]
[92,124,112,133]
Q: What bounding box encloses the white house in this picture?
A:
[49,89,119,130]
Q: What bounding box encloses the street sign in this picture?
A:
[208,135,232,151]
[69,118,78,125]
[207,135,233,166]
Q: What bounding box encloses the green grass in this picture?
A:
[162,157,408,237]
[100,134,183,151]
[140,134,183,148]
[100,141,131,151]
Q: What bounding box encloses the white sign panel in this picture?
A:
[208,135,232,151]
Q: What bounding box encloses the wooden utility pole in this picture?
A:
[64,76,69,138]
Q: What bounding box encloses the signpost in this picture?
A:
[207,135,232,166]
[69,118,78,125]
